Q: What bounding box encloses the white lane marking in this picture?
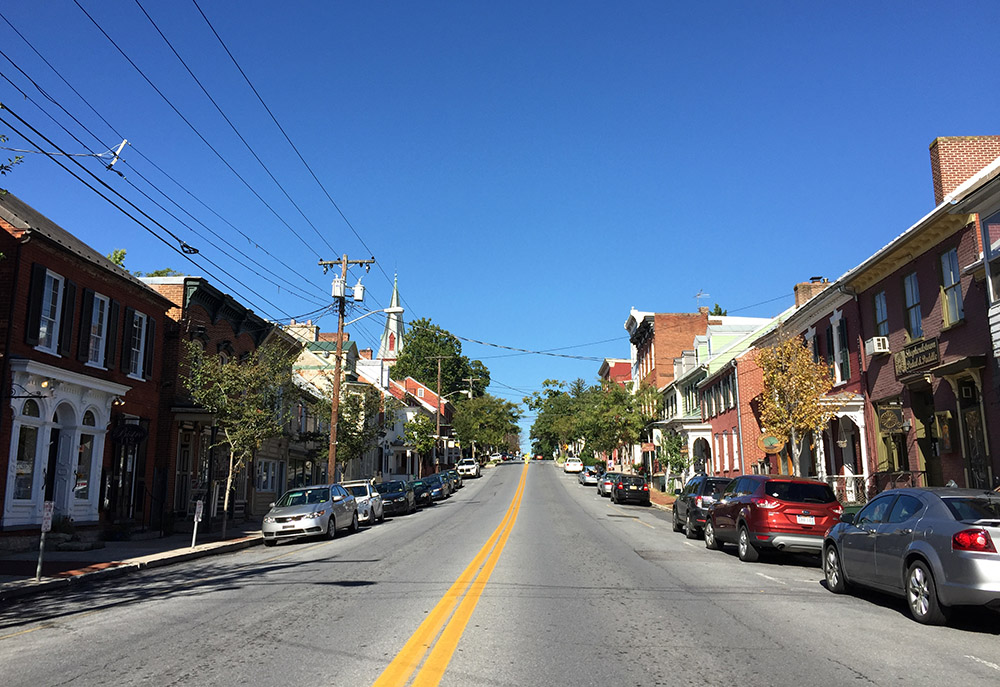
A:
[966,656,1000,672]
[683,541,698,548]
[755,572,787,585]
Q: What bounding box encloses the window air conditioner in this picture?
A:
[864,336,890,356]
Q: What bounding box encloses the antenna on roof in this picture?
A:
[695,289,710,308]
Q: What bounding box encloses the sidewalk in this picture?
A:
[0,521,263,602]
[649,487,676,511]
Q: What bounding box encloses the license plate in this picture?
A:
[629,485,637,490]
[796,515,815,525]
[282,524,294,529]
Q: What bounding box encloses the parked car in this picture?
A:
[597,472,624,497]
[823,487,1000,624]
[672,475,733,539]
[704,475,842,561]
[424,474,448,500]
[611,474,651,506]
[457,458,481,478]
[438,471,456,496]
[410,479,434,508]
[262,484,358,546]
[342,480,385,526]
[446,468,463,489]
[563,457,584,473]
[375,480,416,516]
[578,466,599,486]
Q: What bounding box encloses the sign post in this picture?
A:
[191,499,204,549]
[35,500,54,582]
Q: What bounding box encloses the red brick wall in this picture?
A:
[652,312,709,389]
[930,135,1000,205]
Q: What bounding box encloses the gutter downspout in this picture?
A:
[731,359,744,474]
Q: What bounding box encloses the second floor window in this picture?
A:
[129,311,147,377]
[873,291,888,338]
[940,248,964,326]
[88,295,109,365]
[903,272,923,340]
[38,271,64,352]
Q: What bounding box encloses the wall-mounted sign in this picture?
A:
[641,443,656,452]
[878,407,904,434]
[757,435,785,454]
[894,338,939,377]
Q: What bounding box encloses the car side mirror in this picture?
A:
[333,494,343,502]
[840,512,855,524]
[717,497,729,505]
[268,502,275,508]
[673,489,681,495]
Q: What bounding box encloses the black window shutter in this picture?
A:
[105,299,120,369]
[58,280,77,357]
[120,307,136,373]
[25,263,47,346]
[77,288,95,362]
[142,316,156,380]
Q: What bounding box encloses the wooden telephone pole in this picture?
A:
[319,254,374,482]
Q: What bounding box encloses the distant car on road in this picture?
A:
[563,457,583,473]
[672,475,733,539]
[823,487,1000,624]
[597,472,625,498]
[423,474,448,500]
[578,466,599,486]
[342,480,385,526]
[262,484,358,546]
[375,480,416,516]
[611,474,651,506]
[457,458,481,478]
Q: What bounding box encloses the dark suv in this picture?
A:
[672,475,733,539]
[704,474,843,562]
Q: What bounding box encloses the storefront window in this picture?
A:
[14,425,39,500]
[76,434,94,500]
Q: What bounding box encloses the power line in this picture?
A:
[69,0,326,260]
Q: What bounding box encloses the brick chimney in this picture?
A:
[929,136,1000,205]
[794,277,829,307]
[359,348,373,360]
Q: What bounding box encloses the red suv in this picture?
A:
[704,474,842,562]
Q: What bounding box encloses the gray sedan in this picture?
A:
[823,487,1000,624]
[262,484,358,546]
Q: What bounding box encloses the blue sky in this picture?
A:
[3,2,999,448]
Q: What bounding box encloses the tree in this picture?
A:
[335,384,384,477]
[658,430,689,489]
[451,393,521,458]
[107,249,127,266]
[757,334,842,476]
[391,318,490,396]
[579,381,661,466]
[404,414,437,468]
[106,248,183,277]
[183,338,299,537]
[710,303,727,316]
[524,380,576,457]
[1,133,22,195]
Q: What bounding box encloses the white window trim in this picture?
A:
[830,309,847,386]
[86,293,110,369]
[36,270,64,355]
[128,311,147,380]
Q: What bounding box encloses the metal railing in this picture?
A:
[823,470,928,506]
[824,474,870,506]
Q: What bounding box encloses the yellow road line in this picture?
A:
[0,623,54,641]
[372,465,528,687]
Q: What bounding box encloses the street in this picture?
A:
[2,462,999,686]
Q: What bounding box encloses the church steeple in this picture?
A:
[378,275,404,362]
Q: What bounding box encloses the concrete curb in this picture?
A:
[0,535,263,603]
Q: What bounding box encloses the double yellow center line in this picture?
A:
[372,464,528,687]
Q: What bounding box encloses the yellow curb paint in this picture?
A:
[371,465,528,687]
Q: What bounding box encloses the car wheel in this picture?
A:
[685,513,699,540]
[906,560,950,625]
[350,511,359,533]
[824,544,848,594]
[327,515,338,540]
[738,525,759,562]
[264,538,277,547]
[378,506,385,523]
[704,520,721,550]
[672,508,684,533]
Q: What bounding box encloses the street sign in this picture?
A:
[194,500,204,523]
[41,500,54,533]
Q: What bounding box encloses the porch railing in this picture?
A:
[823,470,928,507]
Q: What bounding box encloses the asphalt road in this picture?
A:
[2,462,999,686]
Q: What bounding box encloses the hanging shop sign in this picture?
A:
[878,407,904,434]
[757,435,785,454]
[111,423,148,446]
[894,338,939,377]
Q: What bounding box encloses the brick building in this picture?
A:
[1,193,171,534]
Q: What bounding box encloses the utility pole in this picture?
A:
[428,355,451,473]
[319,254,374,482]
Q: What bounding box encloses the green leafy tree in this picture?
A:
[710,303,727,316]
[404,414,437,468]
[107,249,127,266]
[524,380,576,457]
[391,318,490,396]
[183,338,299,537]
[757,335,841,476]
[657,430,689,489]
[578,381,661,467]
[335,384,384,476]
[452,393,521,458]
[137,267,183,277]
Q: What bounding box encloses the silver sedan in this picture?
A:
[262,484,358,545]
[822,487,1000,624]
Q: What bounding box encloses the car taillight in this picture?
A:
[642,485,648,491]
[953,528,997,553]
[695,496,703,509]
[751,497,781,509]
[831,504,844,515]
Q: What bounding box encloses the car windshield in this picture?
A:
[619,475,646,486]
[410,480,426,489]
[942,496,1000,522]
[275,487,329,507]
[377,481,405,494]
[425,476,441,485]
[346,485,370,498]
[764,481,837,504]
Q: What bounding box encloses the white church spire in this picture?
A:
[378,275,404,362]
